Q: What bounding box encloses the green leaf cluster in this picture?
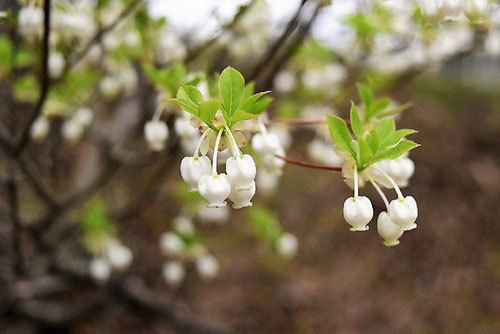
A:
[326,88,419,171]
[355,83,411,123]
[143,63,186,96]
[170,67,272,129]
[80,197,116,237]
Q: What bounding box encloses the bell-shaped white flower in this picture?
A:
[228,181,255,209]
[162,261,185,286]
[256,170,279,196]
[196,254,219,279]
[144,120,168,151]
[180,156,211,191]
[198,173,231,208]
[89,257,111,282]
[377,211,404,246]
[464,0,488,22]
[106,240,133,270]
[275,232,298,258]
[173,215,195,235]
[49,52,65,79]
[226,154,256,190]
[99,76,121,100]
[174,115,199,138]
[307,139,344,166]
[160,232,184,256]
[343,196,373,231]
[389,196,418,231]
[274,70,296,93]
[30,116,50,142]
[18,6,43,37]
[252,132,281,155]
[261,146,286,174]
[439,0,463,18]
[418,0,443,22]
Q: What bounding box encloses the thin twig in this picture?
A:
[7,175,24,275]
[276,154,342,171]
[15,0,51,153]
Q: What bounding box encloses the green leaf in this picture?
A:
[374,118,395,142]
[231,109,258,123]
[371,139,419,164]
[243,82,255,100]
[368,97,391,119]
[326,115,355,156]
[183,85,204,105]
[357,83,373,112]
[14,49,35,68]
[80,197,115,235]
[245,96,272,115]
[350,103,364,138]
[366,129,379,153]
[380,129,417,148]
[378,102,412,118]
[247,205,282,242]
[358,138,373,167]
[199,99,221,130]
[350,140,360,162]
[0,36,12,74]
[219,67,245,120]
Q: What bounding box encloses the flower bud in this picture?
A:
[252,132,281,155]
[162,261,185,286]
[160,232,184,256]
[198,174,231,207]
[228,181,255,209]
[226,154,257,190]
[196,254,219,279]
[377,211,404,246]
[261,146,286,174]
[106,240,133,270]
[144,120,168,151]
[89,257,111,282]
[174,116,199,138]
[173,215,195,235]
[180,156,211,191]
[343,196,373,231]
[30,116,50,142]
[389,196,418,231]
[276,232,298,258]
[439,0,463,18]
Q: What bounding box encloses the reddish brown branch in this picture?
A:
[276,154,342,171]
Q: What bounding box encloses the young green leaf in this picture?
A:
[350,103,364,138]
[219,67,245,120]
[247,205,282,242]
[368,97,391,119]
[326,115,355,156]
[371,139,419,164]
[182,85,204,105]
[358,137,373,168]
[357,83,373,112]
[366,129,379,154]
[170,87,199,115]
[374,118,395,142]
[377,102,412,118]
[199,99,221,130]
[245,96,272,115]
[231,109,258,123]
[379,129,417,149]
[243,82,255,100]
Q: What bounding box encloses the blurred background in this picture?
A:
[1,0,500,333]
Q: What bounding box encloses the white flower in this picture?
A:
[226,154,256,190]
[485,31,500,56]
[198,174,231,208]
[124,31,140,48]
[196,254,219,279]
[276,233,298,258]
[274,70,296,93]
[343,196,373,231]
[464,0,488,21]
[99,76,121,100]
[61,119,84,143]
[174,116,199,138]
[180,156,212,191]
[374,157,415,188]
[48,52,65,79]
[30,116,50,141]
[160,232,184,256]
[118,65,138,94]
[228,181,255,209]
[173,216,195,235]
[256,170,280,196]
[439,0,463,18]
[307,139,344,166]
[270,126,292,150]
[261,146,286,174]
[18,6,43,37]
[251,132,281,155]
[89,257,111,282]
[196,205,230,224]
[102,32,120,50]
[418,0,443,22]
[377,211,404,246]
[106,240,133,270]
[162,261,185,286]
[73,107,93,127]
[389,196,418,231]
[144,120,168,151]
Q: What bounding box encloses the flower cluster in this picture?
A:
[160,216,219,286]
[326,85,420,246]
[89,238,133,282]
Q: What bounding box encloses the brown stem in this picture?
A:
[276,154,342,172]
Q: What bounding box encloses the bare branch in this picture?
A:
[276,154,342,172]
